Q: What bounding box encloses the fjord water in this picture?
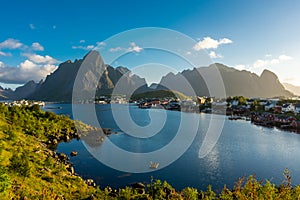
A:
[46,104,300,190]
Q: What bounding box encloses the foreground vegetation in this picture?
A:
[1,104,300,199]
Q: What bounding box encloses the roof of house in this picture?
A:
[282,104,292,108]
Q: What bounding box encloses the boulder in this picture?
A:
[86,179,96,187]
[70,151,78,157]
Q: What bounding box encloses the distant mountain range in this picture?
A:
[283,83,300,96]
[0,50,295,101]
[158,63,293,98]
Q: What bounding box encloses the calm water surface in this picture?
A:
[44,103,300,191]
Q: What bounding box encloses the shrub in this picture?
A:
[0,166,11,193]
[9,152,30,178]
[182,187,198,200]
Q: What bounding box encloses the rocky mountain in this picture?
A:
[27,50,148,102]
[283,83,300,96]
[157,63,293,98]
[13,80,42,100]
[7,52,293,101]
[0,86,14,100]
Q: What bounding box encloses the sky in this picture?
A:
[0,0,300,89]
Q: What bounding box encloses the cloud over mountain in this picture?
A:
[0,60,57,84]
[0,38,58,85]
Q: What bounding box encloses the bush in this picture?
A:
[0,166,11,193]
[182,187,198,200]
[9,152,30,178]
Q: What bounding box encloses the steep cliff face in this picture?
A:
[27,51,148,102]
[13,80,42,100]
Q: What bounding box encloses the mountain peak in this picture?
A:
[116,66,130,74]
[260,69,278,80]
[84,50,100,59]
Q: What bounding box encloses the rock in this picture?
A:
[53,139,58,145]
[109,190,118,198]
[64,135,70,142]
[103,128,111,135]
[70,151,78,157]
[86,179,96,187]
[131,182,145,194]
[67,166,75,175]
[130,182,145,189]
[58,153,69,162]
[73,132,80,139]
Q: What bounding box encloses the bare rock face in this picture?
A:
[26,50,148,102]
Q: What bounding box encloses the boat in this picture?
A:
[149,161,159,169]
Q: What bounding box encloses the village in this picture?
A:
[136,95,300,132]
[2,99,45,107]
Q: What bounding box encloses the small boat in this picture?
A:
[149,161,159,169]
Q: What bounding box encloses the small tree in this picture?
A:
[0,166,11,195]
[182,187,198,200]
[9,152,30,178]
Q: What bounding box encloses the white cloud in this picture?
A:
[0,39,59,84]
[22,53,58,64]
[0,61,4,67]
[96,41,106,46]
[0,38,23,49]
[253,59,267,68]
[253,54,293,69]
[29,24,35,30]
[31,42,44,51]
[0,60,57,84]
[127,42,143,53]
[72,41,106,50]
[193,37,233,51]
[86,45,95,50]
[279,54,292,61]
[109,42,143,53]
[219,38,232,44]
[209,51,223,59]
[72,45,95,50]
[109,47,123,52]
[0,51,12,57]
[235,64,247,71]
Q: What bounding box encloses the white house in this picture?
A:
[259,100,268,106]
[265,102,276,111]
[231,100,239,106]
[282,103,295,113]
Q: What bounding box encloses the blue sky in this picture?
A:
[0,0,299,89]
